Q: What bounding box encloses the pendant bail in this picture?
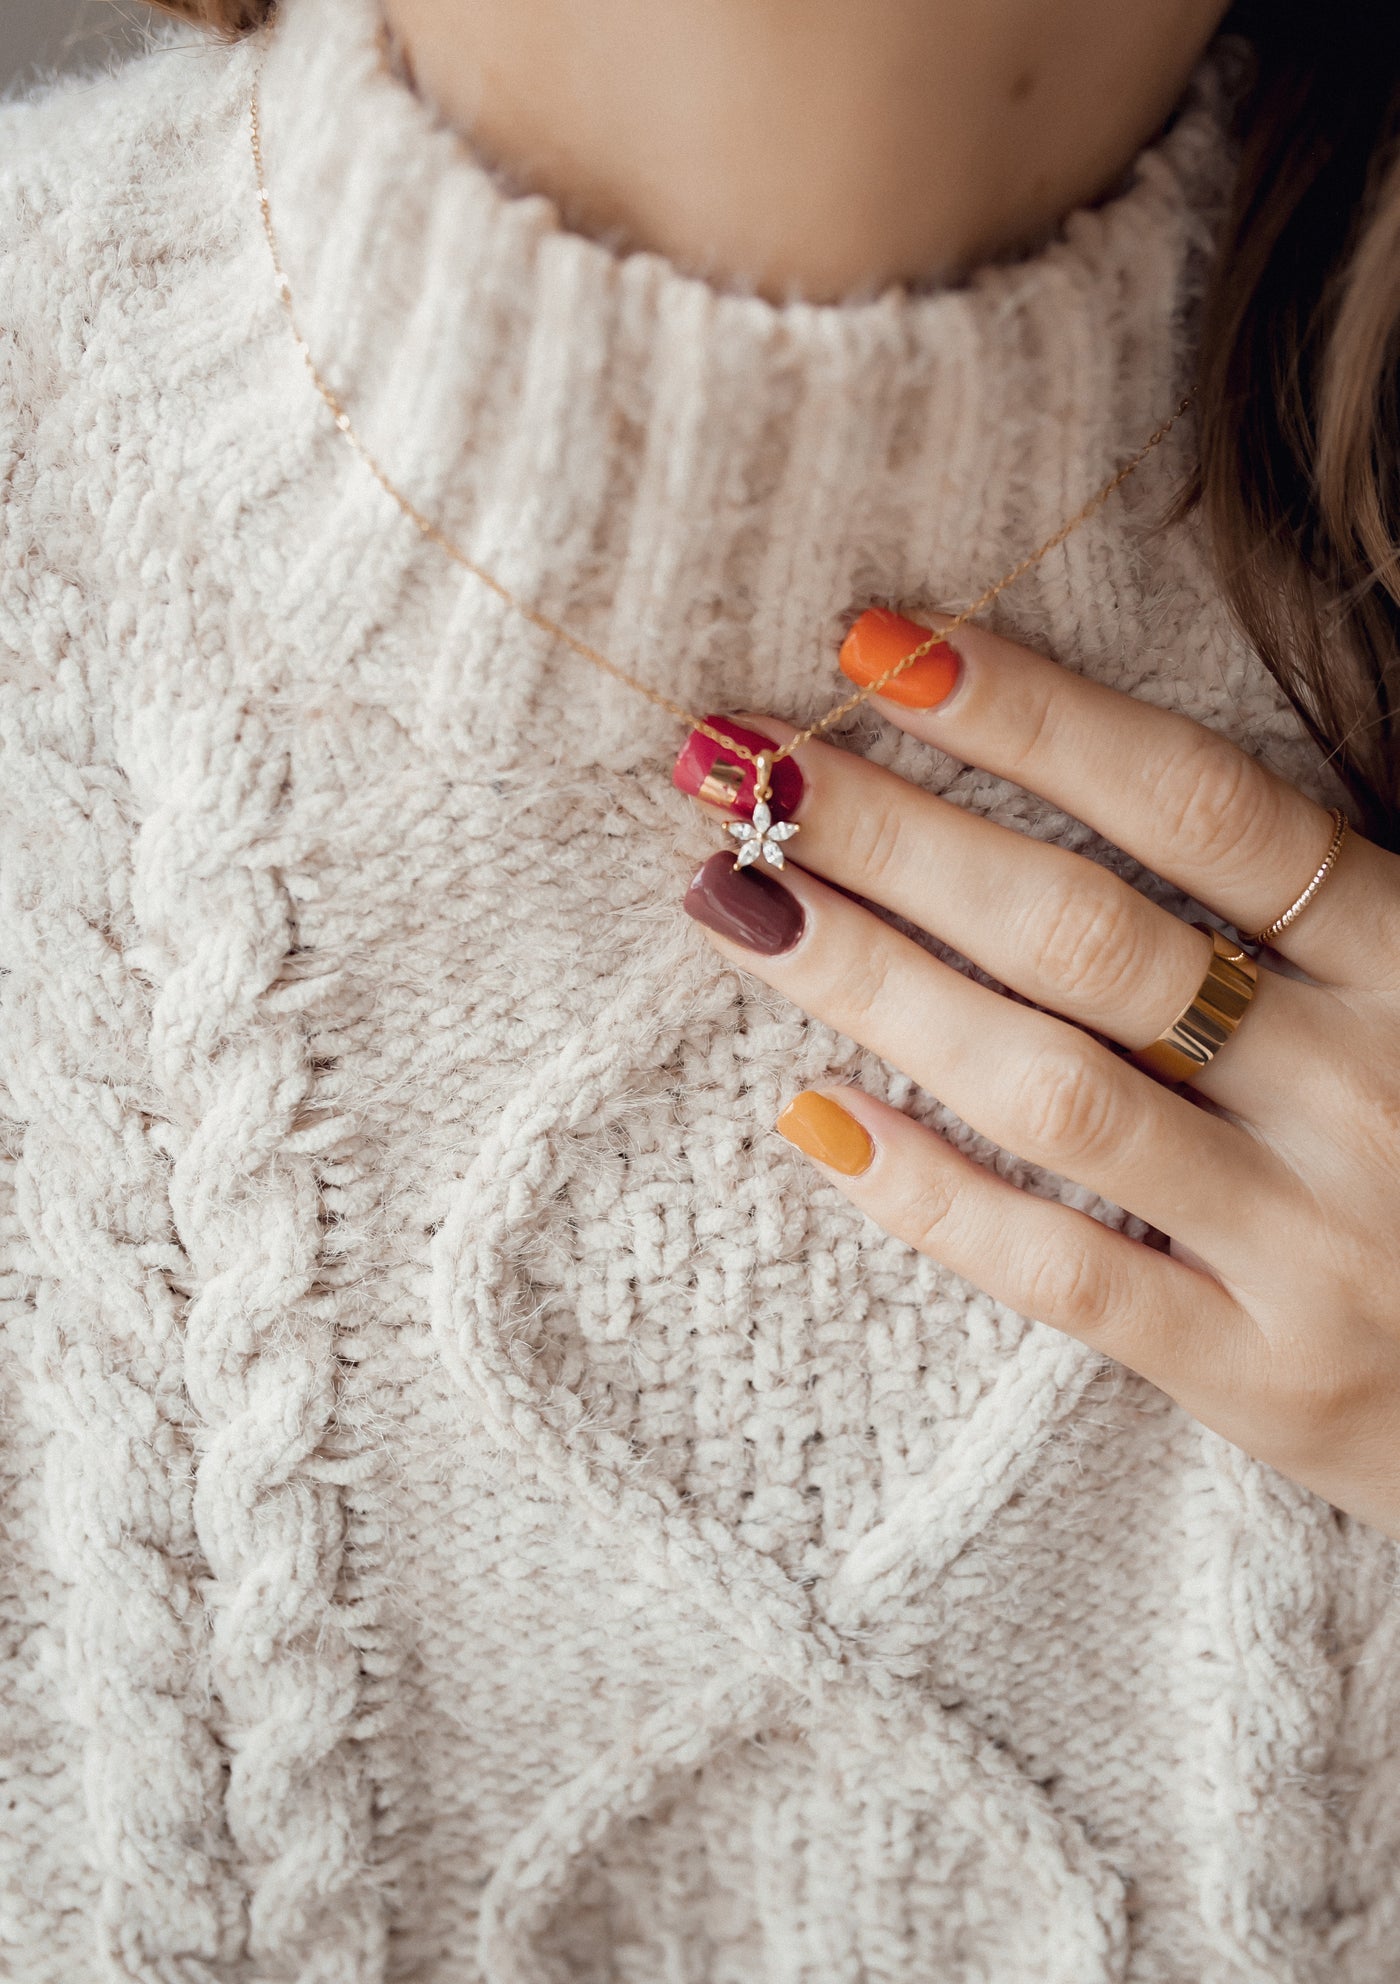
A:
[753,751,774,808]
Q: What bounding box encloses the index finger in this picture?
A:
[838,609,1400,989]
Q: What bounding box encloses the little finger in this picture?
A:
[772,1083,1249,1393]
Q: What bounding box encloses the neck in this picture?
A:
[380,0,1230,304]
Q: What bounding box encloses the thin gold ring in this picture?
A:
[1135,926,1259,1085]
[1250,808,1349,948]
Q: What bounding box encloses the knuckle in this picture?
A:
[1017,877,1149,1008]
[997,676,1060,778]
[1144,727,1272,872]
[1019,1236,1119,1338]
[1359,1090,1400,1170]
[1265,1353,1370,1461]
[1303,1043,1400,1170]
[890,1167,966,1257]
[1018,1044,1124,1167]
[1366,894,1400,993]
[822,943,896,1028]
[1333,1067,1400,1169]
[843,794,911,896]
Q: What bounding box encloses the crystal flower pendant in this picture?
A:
[726,798,800,870]
[723,750,800,869]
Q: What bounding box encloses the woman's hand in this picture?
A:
[675,612,1400,1540]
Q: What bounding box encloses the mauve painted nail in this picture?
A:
[683,851,806,956]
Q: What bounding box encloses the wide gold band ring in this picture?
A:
[1134,926,1259,1085]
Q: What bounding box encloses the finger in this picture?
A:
[773,1084,1248,1393]
[682,848,1285,1270]
[838,608,1400,989]
[680,712,1308,1115]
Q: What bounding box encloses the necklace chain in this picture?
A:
[248,42,1191,785]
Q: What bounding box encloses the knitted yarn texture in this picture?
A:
[2,2,1399,1979]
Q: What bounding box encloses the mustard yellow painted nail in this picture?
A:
[775,1091,874,1176]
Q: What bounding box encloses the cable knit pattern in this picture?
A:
[0,393,243,1973]
[3,2,1400,1978]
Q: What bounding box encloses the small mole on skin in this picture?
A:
[1009,67,1037,103]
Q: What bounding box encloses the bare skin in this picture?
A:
[381,0,1232,302]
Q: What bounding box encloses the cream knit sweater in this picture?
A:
[3,3,1399,1980]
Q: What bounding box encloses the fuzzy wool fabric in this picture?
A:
[3,3,1400,1980]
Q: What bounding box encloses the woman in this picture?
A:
[3,0,1399,1976]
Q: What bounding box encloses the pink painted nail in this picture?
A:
[672,715,805,820]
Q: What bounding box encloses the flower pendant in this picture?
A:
[727,799,800,871]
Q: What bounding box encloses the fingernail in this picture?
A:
[839,608,960,710]
[776,1091,875,1176]
[683,850,805,956]
[672,714,805,818]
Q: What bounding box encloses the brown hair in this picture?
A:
[141,0,1400,846]
[1194,2,1400,846]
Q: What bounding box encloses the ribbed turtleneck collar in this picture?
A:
[248,0,1236,761]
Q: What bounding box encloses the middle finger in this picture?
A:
[674,714,1307,1111]
[680,845,1281,1271]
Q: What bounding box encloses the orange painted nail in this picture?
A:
[838,607,960,710]
[775,1091,875,1176]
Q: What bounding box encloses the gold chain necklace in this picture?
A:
[249,45,1190,835]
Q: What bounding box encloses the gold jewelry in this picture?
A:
[1250,808,1349,948]
[1134,926,1258,1085]
[249,40,1191,829]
